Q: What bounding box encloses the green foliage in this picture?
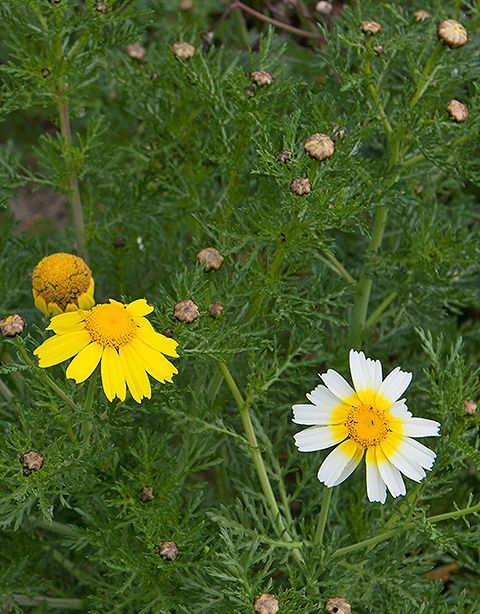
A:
[0,0,479,612]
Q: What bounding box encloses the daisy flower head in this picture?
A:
[32,253,95,317]
[34,299,178,403]
[293,350,440,503]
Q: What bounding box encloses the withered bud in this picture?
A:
[251,70,273,87]
[95,1,108,13]
[360,20,381,35]
[276,149,292,163]
[197,247,224,271]
[464,399,477,415]
[315,1,333,15]
[325,597,351,614]
[155,541,179,560]
[414,10,431,21]
[374,44,384,55]
[0,314,25,337]
[171,41,195,59]
[208,301,224,318]
[179,0,193,8]
[112,237,127,248]
[254,593,279,614]
[447,99,468,122]
[304,133,335,161]
[160,328,174,338]
[139,487,155,502]
[437,20,467,48]
[174,300,199,323]
[332,125,348,141]
[41,68,50,78]
[20,451,44,476]
[127,43,146,60]
[290,176,311,196]
[245,85,256,97]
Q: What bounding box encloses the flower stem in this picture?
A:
[315,487,333,546]
[218,361,303,564]
[4,594,85,610]
[409,43,444,108]
[0,378,13,401]
[58,95,88,261]
[319,247,356,285]
[365,291,398,329]
[331,500,480,558]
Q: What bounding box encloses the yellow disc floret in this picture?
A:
[346,404,389,448]
[32,253,95,316]
[85,303,137,348]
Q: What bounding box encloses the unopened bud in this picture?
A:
[254,593,279,614]
[127,43,146,60]
[304,133,335,161]
[414,10,431,21]
[437,19,467,48]
[208,301,224,318]
[360,20,381,35]
[139,487,155,502]
[197,247,224,271]
[276,149,293,163]
[155,541,179,560]
[20,451,44,476]
[0,314,25,337]
[251,70,273,87]
[316,1,333,15]
[325,597,351,614]
[447,99,468,122]
[290,176,311,196]
[464,399,477,415]
[174,300,199,323]
[171,41,196,59]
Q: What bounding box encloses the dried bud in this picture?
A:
[251,70,273,87]
[254,593,279,614]
[112,237,127,248]
[437,20,467,48]
[171,41,196,59]
[41,68,50,78]
[325,597,351,614]
[95,1,108,12]
[20,451,44,476]
[332,125,348,141]
[304,133,335,161]
[0,314,25,337]
[155,541,179,561]
[208,301,224,318]
[139,487,155,502]
[315,1,333,15]
[276,149,292,163]
[414,10,431,21]
[160,328,174,338]
[374,44,384,55]
[447,99,468,122]
[179,0,193,8]
[200,31,217,52]
[197,247,224,271]
[464,399,477,415]
[360,20,381,35]
[290,177,311,196]
[174,300,199,323]
[127,43,146,60]
[245,85,256,97]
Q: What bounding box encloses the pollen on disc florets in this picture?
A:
[85,303,137,348]
[32,253,93,312]
[346,404,389,448]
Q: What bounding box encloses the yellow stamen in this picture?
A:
[85,303,137,348]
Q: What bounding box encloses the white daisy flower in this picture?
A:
[293,350,440,503]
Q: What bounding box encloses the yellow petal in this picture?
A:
[119,343,151,403]
[136,319,178,357]
[66,342,103,383]
[47,311,86,335]
[130,338,178,383]
[47,302,63,316]
[101,346,126,402]
[33,292,49,316]
[78,278,95,309]
[34,331,91,368]
[126,298,154,317]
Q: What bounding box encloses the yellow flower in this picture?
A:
[32,253,95,317]
[34,299,179,403]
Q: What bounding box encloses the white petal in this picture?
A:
[380,438,426,482]
[320,369,355,401]
[402,437,436,470]
[293,425,347,452]
[378,367,412,404]
[390,399,412,418]
[292,403,340,426]
[306,384,341,410]
[365,448,386,503]
[349,349,383,393]
[376,447,406,498]
[400,418,440,438]
[317,439,363,487]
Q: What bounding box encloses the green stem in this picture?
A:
[31,518,81,537]
[409,43,445,108]
[365,291,398,329]
[315,487,333,546]
[0,378,13,401]
[320,247,356,285]
[5,594,85,610]
[218,361,303,564]
[332,501,480,558]
[233,9,251,50]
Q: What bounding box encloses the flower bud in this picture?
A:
[155,541,179,560]
[304,133,335,161]
[171,41,196,59]
[95,1,108,12]
[414,10,430,21]
[245,85,256,97]
[197,247,224,271]
[276,149,292,163]
[325,597,351,614]
[447,99,468,122]
[251,71,273,87]
[254,593,279,614]
[179,0,193,8]
[174,300,199,323]
[437,20,467,48]
[464,399,477,415]
[0,314,25,337]
[316,1,333,15]
[139,487,155,502]
[127,43,146,60]
[360,20,381,35]
[208,301,224,318]
[374,44,384,55]
[20,451,44,476]
[290,177,311,196]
